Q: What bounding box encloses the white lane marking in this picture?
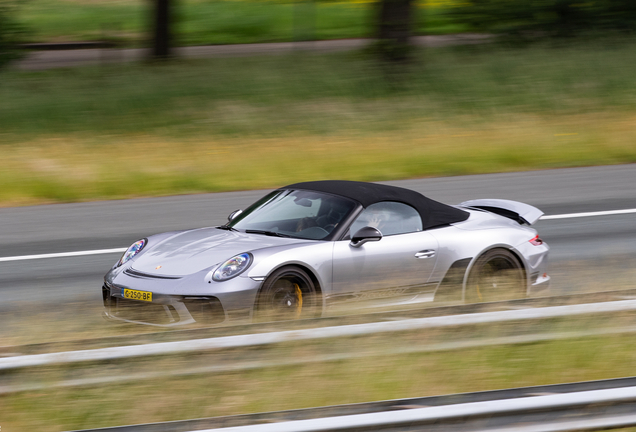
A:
[541,208,636,220]
[0,208,634,263]
[0,248,126,263]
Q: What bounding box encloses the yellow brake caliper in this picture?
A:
[294,283,303,319]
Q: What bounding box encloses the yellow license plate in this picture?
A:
[123,289,153,302]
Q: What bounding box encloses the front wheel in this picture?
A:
[465,249,525,303]
[255,267,319,322]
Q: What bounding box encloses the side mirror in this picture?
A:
[350,226,382,248]
[228,209,243,222]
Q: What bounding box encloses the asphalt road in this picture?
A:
[1,164,635,310]
[15,34,491,71]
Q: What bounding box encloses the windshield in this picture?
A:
[228,189,357,240]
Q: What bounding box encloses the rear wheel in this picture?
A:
[465,249,525,303]
[256,267,318,321]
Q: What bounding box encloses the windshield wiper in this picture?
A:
[245,229,292,238]
[216,225,238,232]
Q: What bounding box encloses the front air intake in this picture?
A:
[181,297,225,325]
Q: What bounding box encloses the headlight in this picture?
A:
[116,239,147,267]
[213,253,252,281]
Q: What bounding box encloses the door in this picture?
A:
[330,202,439,306]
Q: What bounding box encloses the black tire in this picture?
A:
[255,266,319,322]
[465,249,525,303]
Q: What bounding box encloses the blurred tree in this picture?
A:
[603,0,636,32]
[152,0,172,58]
[377,0,413,61]
[0,0,26,69]
[453,0,636,40]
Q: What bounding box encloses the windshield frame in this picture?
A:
[226,189,361,241]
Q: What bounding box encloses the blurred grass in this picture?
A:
[3,256,636,347]
[3,41,636,204]
[3,330,636,430]
[1,259,636,430]
[0,302,162,347]
[17,0,463,46]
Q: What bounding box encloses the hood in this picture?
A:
[130,228,305,276]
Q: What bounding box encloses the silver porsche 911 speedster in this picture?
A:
[102,180,550,326]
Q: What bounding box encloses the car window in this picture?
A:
[348,202,423,237]
[248,191,321,222]
[229,190,356,240]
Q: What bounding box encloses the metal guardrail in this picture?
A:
[6,324,636,395]
[4,299,636,371]
[69,377,636,432]
[5,292,636,395]
[6,288,635,358]
[187,387,636,432]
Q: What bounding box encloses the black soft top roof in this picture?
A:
[284,180,469,230]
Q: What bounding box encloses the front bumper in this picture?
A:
[102,282,229,326]
[102,267,261,327]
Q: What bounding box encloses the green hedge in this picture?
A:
[0,1,26,69]
[453,0,636,38]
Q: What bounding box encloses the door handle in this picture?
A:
[415,250,435,259]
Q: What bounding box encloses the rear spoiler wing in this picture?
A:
[460,199,544,225]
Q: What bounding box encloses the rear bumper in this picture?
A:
[516,239,550,297]
[528,272,551,296]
